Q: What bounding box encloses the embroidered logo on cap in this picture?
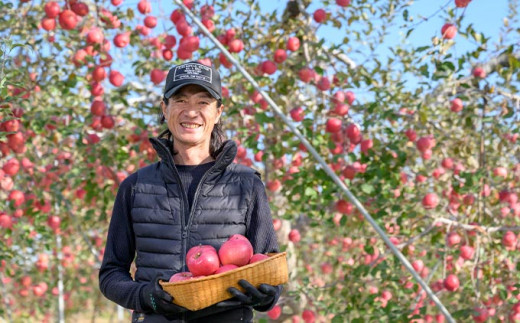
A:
[173,63,212,84]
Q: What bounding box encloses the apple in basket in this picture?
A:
[169,272,194,282]
[218,234,254,267]
[215,264,239,274]
[186,245,220,277]
[249,253,269,264]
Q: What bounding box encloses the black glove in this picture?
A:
[217,279,278,308]
[140,275,187,316]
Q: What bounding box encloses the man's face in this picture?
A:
[161,84,223,152]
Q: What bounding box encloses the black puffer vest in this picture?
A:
[132,137,259,284]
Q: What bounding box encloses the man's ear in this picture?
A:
[215,104,224,124]
[161,100,167,118]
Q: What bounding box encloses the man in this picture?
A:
[99,61,282,322]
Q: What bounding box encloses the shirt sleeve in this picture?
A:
[98,172,147,312]
[245,175,283,312]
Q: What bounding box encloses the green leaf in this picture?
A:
[361,183,374,194]
[304,187,317,198]
[332,315,345,323]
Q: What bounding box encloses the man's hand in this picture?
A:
[140,275,187,315]
[217,279,278,308]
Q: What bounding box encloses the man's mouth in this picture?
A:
[180,122,202,129]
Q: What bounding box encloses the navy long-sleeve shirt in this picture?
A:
[98,162,280,314]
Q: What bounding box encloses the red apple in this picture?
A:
[186,245,220,276]
[443,274,459,291]
[41,17,56,31]
[290,107,304,122]
[450,98,463,112]
[472,307,489,323]
[144,16,157,28]
[272,219,282,231]
[289,229,301,243]
[228,39,244,53]
[302,309,316,323]
[249,253,269,264]
[447,232,461,246]
[3,158,20,176]
[71,2,88,16]
[422,193,439,209]
[150,69,166,85]
[404,129,417,141]
[416,136,435,152]
[109,70,124,87]
[313,9,326,23]
[472,67,486,78]
[463,194,475,206]
[502,231,517,248]
[326,118,342,133]
[460,245,474,260]
[345,91,355,104]
[261,60,277,75]
[493,166,508,178]
[114,32,130,48]
[164,35,177,49]
[287,37,300,51]
[267,305,282,319]
[137,0,151,14]
[101,115,115,129]
[58,10,79,30]
[336,200,353,215]
[0,213,13,229]
[345,123,361,142]
[360,139,373,154]
[337,0,350,6]
[8,190,25,207]
[87,27,104,44]
[333,103,349,116]
[91,100,106,116]
[298,67,314,83]
[412,260,424,273]
[47,215,60,231]
[92,66,106,82]
[273,49,287,63]
[441,23,457,39]
[44,1,60,18]
[455,0,471,7]
[227,234,249,242]
[214,264,238,274]
[177,22,193,38]
[317,77,331,91]
[169,272,193,282]
[267,179,281,192]
[218,238,253,266]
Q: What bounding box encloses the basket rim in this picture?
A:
[160,251,287,286]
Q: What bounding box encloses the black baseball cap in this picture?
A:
[163,61,222,101]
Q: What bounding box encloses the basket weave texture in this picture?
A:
[159,252,288,311]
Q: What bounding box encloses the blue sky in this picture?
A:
[257,0,510,63]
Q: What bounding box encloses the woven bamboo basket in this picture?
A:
[159,252,288,311]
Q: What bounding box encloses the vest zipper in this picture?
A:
[185,162,219,230]
[158,146,190,272]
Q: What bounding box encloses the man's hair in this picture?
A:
[160,97,225,159]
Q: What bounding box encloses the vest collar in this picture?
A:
[148,131,238,181]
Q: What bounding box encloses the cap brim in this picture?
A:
[164,81,221,101]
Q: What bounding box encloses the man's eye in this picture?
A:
[199,101,209,105]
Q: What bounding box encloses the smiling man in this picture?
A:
[99,61,282,322]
